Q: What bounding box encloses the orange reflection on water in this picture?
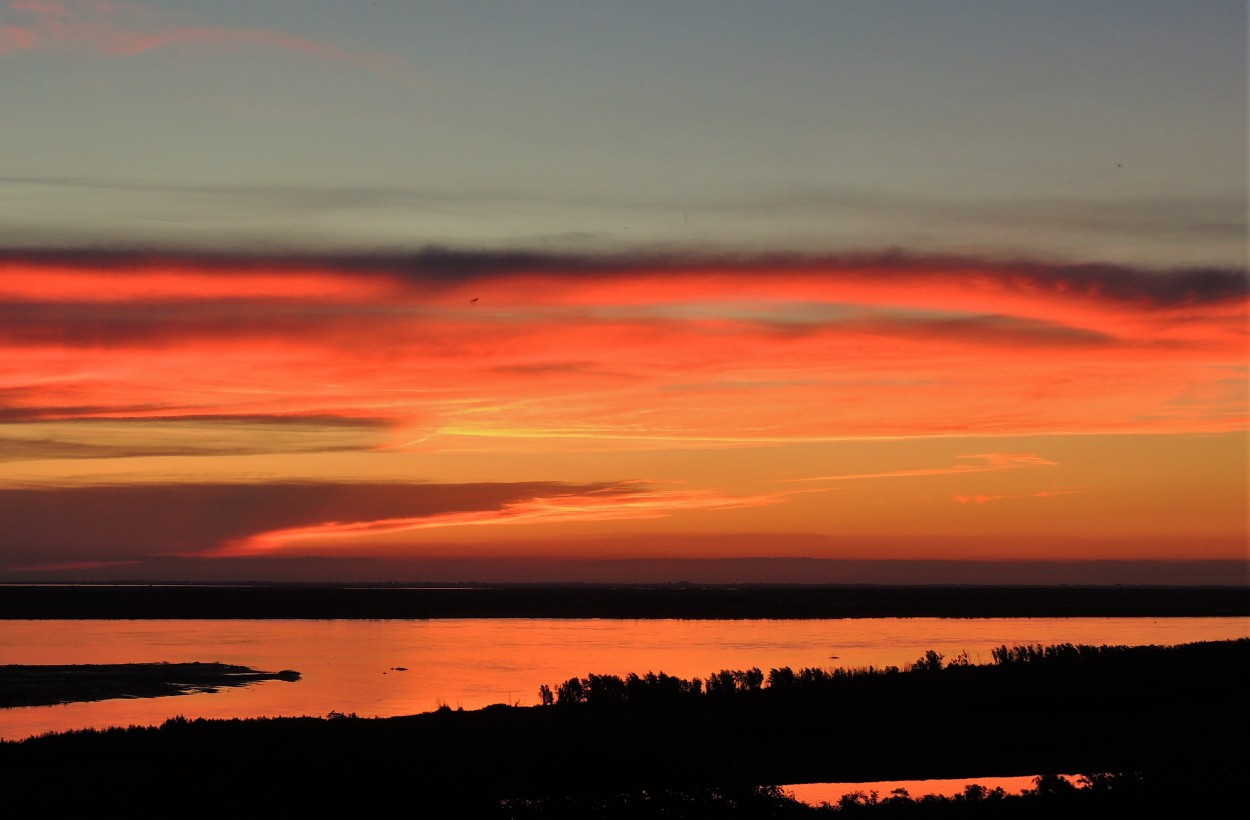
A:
[2,616,1246,742]
[785,775,1052,806]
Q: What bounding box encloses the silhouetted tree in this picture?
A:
[910,650,944,672]
[706,669,738,696]
[555,676,585,705]
[1031,773,1078,798]
[767,666,797,689]
[585,673,627,704]
[734,667,764,692]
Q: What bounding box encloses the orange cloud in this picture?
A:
[217,485,786,558]
[1,251,1244,446]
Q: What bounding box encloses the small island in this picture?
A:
[0,662,300,708]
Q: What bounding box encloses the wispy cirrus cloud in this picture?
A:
[954,489,1079,505]
[2,177,1241,269]
[788,452,1058,484]
[0,416,388,462]
[728,187,1249,259]
[0,0,423,85]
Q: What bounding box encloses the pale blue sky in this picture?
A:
[1,0,1245,266]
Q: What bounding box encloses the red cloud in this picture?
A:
[0,0,423,85]
[1,251,1244,441]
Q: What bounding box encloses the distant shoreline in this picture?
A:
[1,584,1247,619]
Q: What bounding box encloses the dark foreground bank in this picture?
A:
[2,583,1248,618]
[1,639,1245,815]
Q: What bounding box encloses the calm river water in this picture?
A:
[2,616,1246,741]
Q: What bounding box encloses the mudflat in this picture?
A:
[0,662,300,708]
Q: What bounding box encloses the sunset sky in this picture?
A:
[1,0,1246,584]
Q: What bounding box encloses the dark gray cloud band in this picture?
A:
[0,480,628,568]
[3,246,1244,306]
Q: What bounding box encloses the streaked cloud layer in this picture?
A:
[3,251,1243,440]
[1,2,1245,582]
[1,249,1245,578]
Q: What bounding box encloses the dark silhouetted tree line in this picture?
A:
[539,640,1242,709]
[1,640,1244,816]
